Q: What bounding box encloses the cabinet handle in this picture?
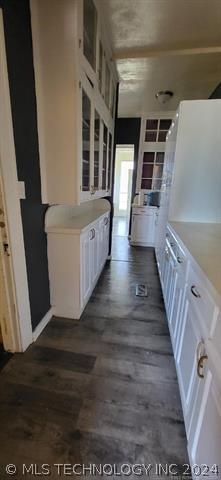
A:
[90,229,94,240]
[197,354,208,378]
[177,256,183,264]
[191,285,201,298]
[104,217,108,225]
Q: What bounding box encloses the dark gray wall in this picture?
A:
[115,118,141,206]
[0,0,50,329]
[114,117,141,233]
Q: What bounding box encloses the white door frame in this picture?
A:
[113,144,134,217]
[0,9,32,352]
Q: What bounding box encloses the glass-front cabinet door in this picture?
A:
[98,40,103,94]
[93,110,100,190]
[105,59,110,108]
[82,89,91,192]
[137,115,173,192]
[107,132,112,190]
[102,123,108,190]
[83,0,97,71]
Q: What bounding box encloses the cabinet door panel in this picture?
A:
[189,368,221,478]
[91,226,99,284]
[81,230,92,306]
[104,216,109,259]
[132,214,155,243]
[176,297,201,416]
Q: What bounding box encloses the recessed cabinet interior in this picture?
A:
[94,110,100,190]
[82,89,91,192]
[31,0,117,205]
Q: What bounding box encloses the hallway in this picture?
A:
[0,239,188,478]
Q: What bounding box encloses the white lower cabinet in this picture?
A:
[188,361,221,476]
[47,210,110,319]
[176,294,202,422]
[81,227,94,307]
[156,224,221,478]
[131,206,158,246]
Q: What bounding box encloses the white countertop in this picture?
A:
[46,209,109,235]
[169,221,221,298]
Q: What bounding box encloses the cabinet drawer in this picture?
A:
[187,265,216,332]
[132,207,156,215]
[166,228,178,256]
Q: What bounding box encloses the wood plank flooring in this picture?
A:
[0,236,189,479]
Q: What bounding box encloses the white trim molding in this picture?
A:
[0,10,32,352]
[32,308,53,342]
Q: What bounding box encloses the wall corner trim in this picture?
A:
[32,308,53,342]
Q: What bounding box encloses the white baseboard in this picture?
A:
[52,306,81,320]
[32,307,53,342]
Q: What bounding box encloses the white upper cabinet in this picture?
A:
[30,0,117,205]
[136,112,174,192]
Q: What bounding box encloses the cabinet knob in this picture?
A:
[196,341,208,378]
[197,354,208,378]
[177,256,183,264]
[191,285,201,298]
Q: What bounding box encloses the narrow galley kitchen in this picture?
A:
[0,0,221,479]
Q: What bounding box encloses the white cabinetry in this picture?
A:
[131,206,158,246]
[156,100,221,291]
[31,0,117,205]
[45,201,110,319]
[188,360,221,473]
[157,223,221,478]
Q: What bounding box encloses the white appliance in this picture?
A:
[130,206,158,246]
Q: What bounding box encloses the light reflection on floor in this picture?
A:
[112,216,128,237]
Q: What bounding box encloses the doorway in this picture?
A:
[113,145,134,237]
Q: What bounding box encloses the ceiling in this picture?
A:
[99,0,221,117]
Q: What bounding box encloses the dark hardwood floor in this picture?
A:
[0,235,189,479]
